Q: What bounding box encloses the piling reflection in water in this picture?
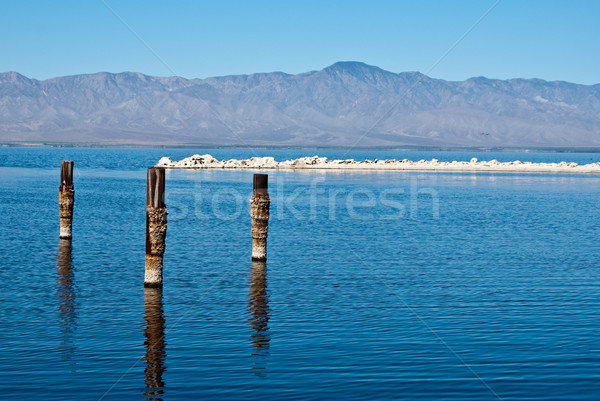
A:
[56,238,77,365]
[248,260,270,375]
[142,287,167,400]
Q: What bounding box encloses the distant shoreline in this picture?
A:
[155,154,600,174]
[4,143,600,153]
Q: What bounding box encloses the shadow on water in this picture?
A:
[248,260,270,376]
[56,238,77,368]
[142,287,167,400]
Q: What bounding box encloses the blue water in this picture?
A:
[2,146,600,169]
[0,148,599,400]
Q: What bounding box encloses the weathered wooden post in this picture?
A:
[59,161,75,239]
[145,167,167,287]
[250,174,270,261]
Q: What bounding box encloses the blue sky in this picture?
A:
[1,0,598,84]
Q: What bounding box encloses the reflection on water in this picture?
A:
[142,287,167,400]
[248,260,270,376]
[56,238,77,367]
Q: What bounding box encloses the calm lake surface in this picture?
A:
[1,147,599,400]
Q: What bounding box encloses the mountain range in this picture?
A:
[1,62,599,147]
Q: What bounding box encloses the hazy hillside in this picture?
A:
[1,62,599,147]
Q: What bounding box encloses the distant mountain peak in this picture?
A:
[324,62,428,85]
[0,71,31,83]
[321,61,403,87]
[327,61,374,69]
[325,61,385,75]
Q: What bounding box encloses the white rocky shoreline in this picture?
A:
[156,154,600,174]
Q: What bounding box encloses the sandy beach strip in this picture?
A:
[155,154,600,174]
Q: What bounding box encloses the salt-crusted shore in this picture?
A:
[156,154,600,174]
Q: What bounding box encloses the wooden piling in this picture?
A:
[145,167,167,287]
[250,174,270,261]
[59,161,74,239]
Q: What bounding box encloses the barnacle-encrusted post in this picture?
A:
[59,161,75,239]
[250,174,270,261]
[145,167,167,287]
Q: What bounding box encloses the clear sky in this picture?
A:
[1,0,598,84]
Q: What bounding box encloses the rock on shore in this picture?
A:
[155,154,600,174]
